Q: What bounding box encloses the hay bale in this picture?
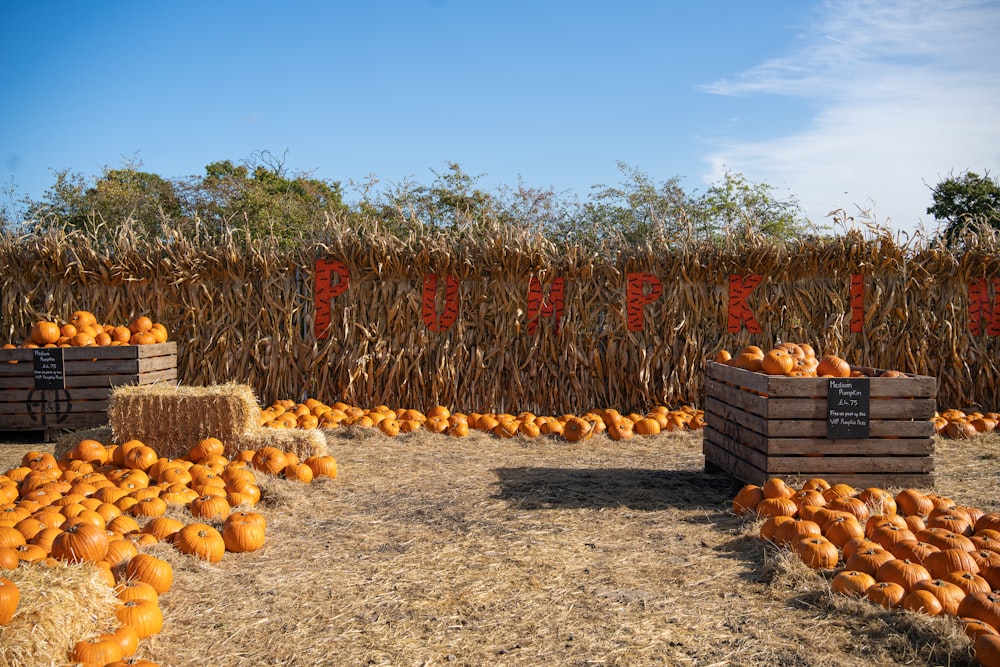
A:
[53,426,114,461]
[231,427,329,460]
[0,562,120,667]
[107,382,260,458]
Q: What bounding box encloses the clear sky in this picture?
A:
[2,0,998,236]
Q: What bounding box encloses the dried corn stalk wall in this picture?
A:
[1,229,998,414]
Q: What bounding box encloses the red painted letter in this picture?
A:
[626,273,663,332]
[422,273,460,332]
[850,273,865,333]
[969,278,1000,336]
[314,258,351,339]
[727,274,763,334]
[526,276,565,335]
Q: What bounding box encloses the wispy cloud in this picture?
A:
[702,0,1000,234]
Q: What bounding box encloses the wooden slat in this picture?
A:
[0,410,107,430]
[705,396,934,439]
[703,437,767,486]
[61,342,176,361]
[705,433,936,489]
[765,438,934,457]
[62,353,176,376]
[765,455,934,475]
[0,387,115,402]
[0,342,177,363]
[705,362,937,399]
[0,399,110,416]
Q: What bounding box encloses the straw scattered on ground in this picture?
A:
[0,562,119,667]
[0,430,997,666]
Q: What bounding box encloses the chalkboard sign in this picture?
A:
[827,377,870,439]
[33,348,66,389]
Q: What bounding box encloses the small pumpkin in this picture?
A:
[844,547,895,577]
[251,447,289,475]
[876,558,931,592]
[911,578,967,615]
[100,624,140,658]
[115,598,163,638]
[174,523,225,563]
[958,591,1000,631]
[0,577,18,624]
[732,485,764,515]
[124,554,173,594]
[115,579,159,603]
[795,536,839,570]
[223,512,267,553]
[189,494,231,521]
[304,456,338,479]
[901,589,944,616]
[865,581,906,609]
[71,636,124,665]
[830,570,877,598]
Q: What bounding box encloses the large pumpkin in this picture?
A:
[50,521,109,563]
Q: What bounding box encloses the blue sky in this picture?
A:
[2,0,998,235]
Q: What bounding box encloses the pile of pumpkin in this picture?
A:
[734,478,1000,666]
[933,409,1000,439]
[257,400,705,441]
[2,310,168,349]
[714,342,906,379]
[0,437,337,665]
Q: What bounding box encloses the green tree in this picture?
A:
[188,151,350,244]
[360,162,500,232]
[927,170,1000,244]
[26,160,183,242]
[576,162,692,246]
[690,169,809,242]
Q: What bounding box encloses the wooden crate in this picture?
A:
[0,343,177,440]
[703,361,936,489]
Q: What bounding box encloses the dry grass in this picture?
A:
[0,561,120,667]
[0,429,997,666]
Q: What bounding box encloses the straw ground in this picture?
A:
[1,430,997,666]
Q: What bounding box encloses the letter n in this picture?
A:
[526,276,565,335]
[626,273,663,332]
[422,273,460,332]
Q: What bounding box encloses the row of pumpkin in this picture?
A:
[4,312,169,349]
[733,478,1000,667]
[257,399,706,441]
[0,436,337,665]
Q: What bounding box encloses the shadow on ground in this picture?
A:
[492,466,736,511]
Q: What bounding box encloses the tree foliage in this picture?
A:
[927,170,1000,245]
[12,153,813,248]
